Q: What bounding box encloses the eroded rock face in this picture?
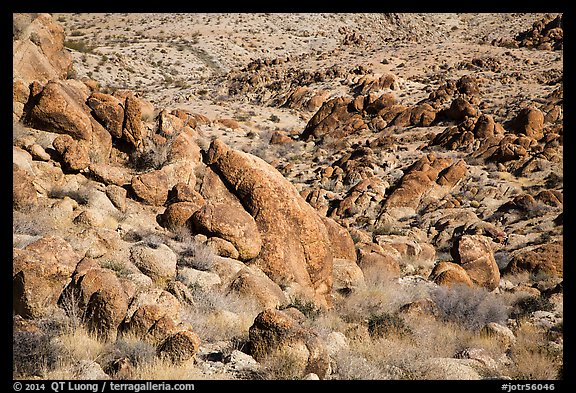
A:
[511,107,545,141]
[248,308,330,379]
[13,13,73,83]
[429,261,474,288]
[451,235,500,291]
[131,170,169,206]
[120,288,182,345]
[64,259,130,341]
[227,266,289,310]
[157,329,201,364]
[87,92,124,139]
[13,163,38,211]
[130,242,177,283]
[301,96,366,143]
[26,80,112,162]
[192,168,262,261]
[53,134,90,172]
[205,139,334,309]
[503,242,563,279]
[383,153,466,215]
[13,236,81,318]
[28,80,93,141]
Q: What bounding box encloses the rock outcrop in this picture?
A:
[204,139,335,309]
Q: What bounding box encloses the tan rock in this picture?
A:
[429,261,474,288]
[451,235,500,291]
[356,242,401,280]
[169,182,203,203]
[160,201,204,230]
[13,163,38,211]
[206,237,240,259]
[28,143,51,161]
[177,267,222,291]
[66,264,130,341]
[332,258,365,295]
[13,236,80,318]
[105,185,127,213]
[270,131,293,144]
[29,81,92,141]
[473,114,497,138]
[121,288,181,343]
[206,139,334,309]
[248,308,330,379]
[228,266,288,310]
[87,92,124,139]
[130,243,177,283]
[166,130,202,164]
[445,97,478,120]
[321,216,357,262]
[301,96,366,142]
[13,13,72,83]
[512,106,545,141]
[437,159,467,188]
[115,92,146,150]
[217,118,240,130]
[131,170,169,206]
[157,329,201,364]
[504,242,563,279]
[53,134,90,172]
[191,202,262,261]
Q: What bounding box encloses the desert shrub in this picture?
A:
[181,290,258,342]
[58,287,84,332]
[281,298,321,320]
[13,330,58,377]
[332,350,390,380]
[99,259,132,278]
[50,327,104,363]
[128,133,178,171]
[110,335,157,367]
[335,277,428,324]
[257,347,306,380]
[367,312,413,339]
[176,240,216,271]
[64,39,94,53]
[140,232,165,249]
[13,209,51,237]
[430,284,509,330]
[510,295,555,320]
[506,323,562,379]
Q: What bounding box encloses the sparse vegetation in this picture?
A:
[12,12,563,381]
[430,284,509,330]
[64,39,95,53]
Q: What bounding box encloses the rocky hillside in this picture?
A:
[13,13,562,381]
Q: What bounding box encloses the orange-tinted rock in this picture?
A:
[205,139,333,309]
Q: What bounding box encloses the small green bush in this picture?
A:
[367,312,413,339]
[511,295,555,320]
[64,39,95,53]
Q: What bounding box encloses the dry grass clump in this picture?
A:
[50,327,105,364]
[134,357,234,380]
[505,323,562,380]
[334,276,424,323]
[430,284,510,330]
[181,288,260,343]
[257,346,309,380]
